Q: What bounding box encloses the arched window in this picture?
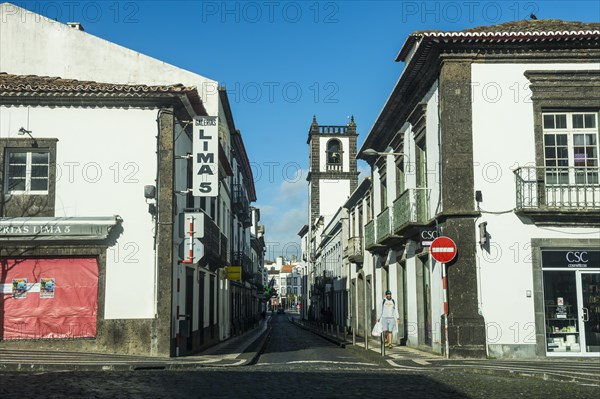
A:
[326,139,342,166]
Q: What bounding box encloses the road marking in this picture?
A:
[386,360,432,370]
[222,359,246,367]
[412,359,431,365]
[256,360,377,367]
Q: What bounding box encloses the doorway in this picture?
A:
[578,272,600,354]
[543,269,600,356]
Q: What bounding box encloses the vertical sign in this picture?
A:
[193,116,218,197]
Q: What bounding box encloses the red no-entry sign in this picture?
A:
[430,236,457,263]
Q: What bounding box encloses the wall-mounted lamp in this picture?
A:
[475,190,483,203]
[144,185,157,217]
[18,127,34,138]
[362,148,407,158]
[18,127,38,147]
[478,222,488,246]
[144,185,156,199]
[362,148,410,169]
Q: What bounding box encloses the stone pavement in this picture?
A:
[0,316,271,372]
[292,317,600,385]
[1,313,599,387]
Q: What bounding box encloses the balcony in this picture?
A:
[220,233,229,265]
[200,213,223,270]
[233,250,252,269]
[393,188,432,234]
[364,219,386,253]
[364,220,375,249]
[514,166,600,225]
[346,236,363,264]
[233,184,252,227]
[376,207,391,243]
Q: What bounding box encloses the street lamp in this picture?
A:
[362,148,407,158]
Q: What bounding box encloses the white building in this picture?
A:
[0,3,264,356]
[359,19,600,358]
[0,73,208,356]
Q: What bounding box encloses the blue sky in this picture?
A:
[15,0,600,260]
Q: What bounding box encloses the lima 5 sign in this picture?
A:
[193,116,218,197]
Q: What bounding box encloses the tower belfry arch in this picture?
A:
[307,115,359,228]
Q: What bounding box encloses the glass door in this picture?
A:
[543,271,581,354]
[577,272,600,355]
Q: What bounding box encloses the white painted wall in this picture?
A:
[0,105,158,318]
[0,3,219,116]
[405,243,419,346]
[319,179,350,224]
[424,83,441,218]
[471,62,600,346]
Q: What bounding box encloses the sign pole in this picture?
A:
[430,236,457,359]
[442,262,449,359]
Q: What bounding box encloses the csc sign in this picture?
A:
[542,250,599,268]
[193,116,218,197]
[566,251,588,263]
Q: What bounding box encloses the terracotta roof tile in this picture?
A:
[281,265,293,273]
[0,72,206,115]
[397,19,600,61]
[413,19,599,35]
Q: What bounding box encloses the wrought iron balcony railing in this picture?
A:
[376,207,391,244]
[346,236,363,263]
[364,219,375,249]
[514,166,600,210]
[392,188,432,234]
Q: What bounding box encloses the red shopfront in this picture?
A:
[2,257,99,340]
[0,216,121,342]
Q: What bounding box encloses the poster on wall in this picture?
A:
[12,278,28,299]
[40,278,55,299]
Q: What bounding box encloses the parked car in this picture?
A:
[277,308,285,314]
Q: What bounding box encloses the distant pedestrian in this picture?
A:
[378,290,399,348]
[325,307,333,325]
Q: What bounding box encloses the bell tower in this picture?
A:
[307,115,359,227]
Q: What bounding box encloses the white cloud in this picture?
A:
[255,173,308,261]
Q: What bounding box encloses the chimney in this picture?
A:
[67,22,84,31]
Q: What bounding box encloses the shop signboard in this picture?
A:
[419,228,439,247]
[0,217,120,241]
[193,116,219,197]
[541,250,600,269]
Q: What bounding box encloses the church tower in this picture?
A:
[307,116,359,228]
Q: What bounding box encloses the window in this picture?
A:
[5,150,49,194]
[380,174,387,210]
[543,112,598,185]
[395,159,405,196]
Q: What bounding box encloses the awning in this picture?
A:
[0,216,122,242]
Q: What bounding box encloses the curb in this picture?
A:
[0,320,273,372]
[290,319,350,348]
[244,321,272,366]
[444,365,600,385]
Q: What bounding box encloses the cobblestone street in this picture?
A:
[1,366,598,398]
[1,315,597,398]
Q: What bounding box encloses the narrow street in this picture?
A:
[1,315,597,398]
